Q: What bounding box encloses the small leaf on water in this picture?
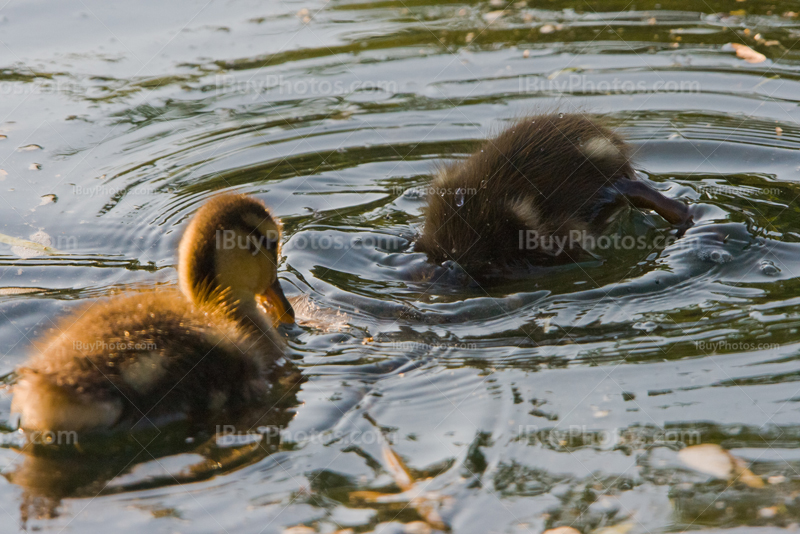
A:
[17,144,42,151]
[730,43,766,63]
[484,11,504,23]
[0,287,46,296]
[596,523,635,534]
[544,528,581,534]
[679,444,734,479]
[0,231,60,257]
[678,443,764,488]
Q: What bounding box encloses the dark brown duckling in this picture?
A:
[416,113,692,276]
[12,194,299,433]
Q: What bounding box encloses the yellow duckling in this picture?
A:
[12,194,297,433]
[416,113,693,276]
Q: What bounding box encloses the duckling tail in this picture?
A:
[12,371,123,433]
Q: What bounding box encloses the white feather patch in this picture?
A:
[507,197,541,228]
[12,375,122,431]
[121,352,167,394]
[582,137,621,161]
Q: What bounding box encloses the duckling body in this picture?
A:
[12,194,297,433]
[416,114,691,275]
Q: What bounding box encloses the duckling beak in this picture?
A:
[263,279,295,324]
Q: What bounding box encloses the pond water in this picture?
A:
[2,0,800,532]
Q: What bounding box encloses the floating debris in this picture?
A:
[348,419,452,531]
[484,11,504,23]
[295,9,311,24]
[17,144,42,151]
[678,444,764,488]
[696,248,733,264]
[760,260,780,276]
[403,523,432,534]
[759,506,778,518]
[730,43,766,63]
[0,287,47,296]
[28,163,41,171]
[544,528,581,534]
[39,194,57,205]
[0,230,60,258]
[596,523,634,534]
[776,126,783,135]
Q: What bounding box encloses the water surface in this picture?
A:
[2,0,800,532]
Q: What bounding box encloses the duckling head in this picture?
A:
[178,193,295,325]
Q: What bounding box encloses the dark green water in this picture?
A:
[2,0,800,532]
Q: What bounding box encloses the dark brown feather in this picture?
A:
[416,113,689,275]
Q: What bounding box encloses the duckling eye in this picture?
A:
[243,231,279,258]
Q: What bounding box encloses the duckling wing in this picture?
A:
[13,290,283,433]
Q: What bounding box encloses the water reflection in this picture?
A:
[3,0,800,532]
[4,391,300,528]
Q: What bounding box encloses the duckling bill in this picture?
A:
[416,113,692,276]
[12,194,299,434]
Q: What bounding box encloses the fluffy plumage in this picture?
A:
[12,194,298,433]
[416,113,691,275]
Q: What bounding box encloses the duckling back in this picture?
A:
[13,193,300,434]
[12,290,289,433]
[416,114,634,274]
